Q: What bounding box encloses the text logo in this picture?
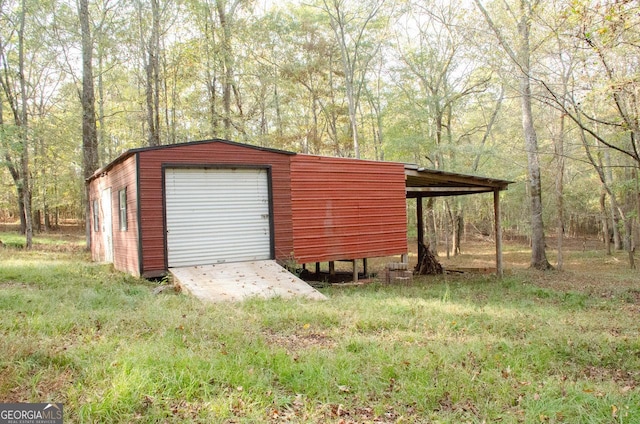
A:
[0,403,63,424]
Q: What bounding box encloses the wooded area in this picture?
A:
[1,0,639,269]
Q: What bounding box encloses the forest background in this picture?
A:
[1,0,639,270]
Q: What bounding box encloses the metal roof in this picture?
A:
[86,139,295,182]
[404,164,512,198]
[87,138,513,197]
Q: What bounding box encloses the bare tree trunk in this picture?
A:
[310,96,318,154]
[274,74,283,139]
[231,82,244,137]
[97,42,107,160]
[144,52,156,145]
[18,0,32,249]
[554,113,565,270]
[321,0,383,159]
[44,202,50,231]
[151,0,161,146]
[326,52,341,154]
[426,197,438,256]
[625,218,634,269]
[365,75,384,161]
[603,149,623,250]
[345,73,359,158]
[622,166,637,269]
[552,28,572,270]
[216,1,233,138]
[203,5,219,136]
[79,0,99,249]
[452,208,463,256]
[517,7,550,270]
[475,0,551,270]
[579,112,624,254]
[327,1,359,158]
[600,190,611,255]
[444,201,451,259]
[636,170,640,268]
[139,0,161,146]
[0,94,25,233]
[37,135,47,232]
[1,23,26,234]
[163,38,178,145]
[472,86,504,172]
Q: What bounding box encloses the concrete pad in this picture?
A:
[170,260,327,303]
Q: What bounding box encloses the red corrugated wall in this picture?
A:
[290,154,408,263]
[88,154,140,275]
[137,142,293,276]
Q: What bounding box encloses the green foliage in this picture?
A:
[1,0,640,248]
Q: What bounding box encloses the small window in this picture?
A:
[92,199,100,232]
[119,188,128,231]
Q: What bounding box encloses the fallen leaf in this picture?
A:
[502,366,511,378]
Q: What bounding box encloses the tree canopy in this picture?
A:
[1,0,639,267]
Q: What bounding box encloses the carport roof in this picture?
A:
[405,164,512,198]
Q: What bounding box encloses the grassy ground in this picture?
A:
[0,231,639,423]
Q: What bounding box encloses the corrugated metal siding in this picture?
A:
[290,154,408,263]
[88,154,140,275]
[138,142,293,276]
[165,168,272,266]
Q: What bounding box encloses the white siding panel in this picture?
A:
[165,168,271,267]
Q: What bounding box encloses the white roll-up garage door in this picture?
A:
[165,167,272,267]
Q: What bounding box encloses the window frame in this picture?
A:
[118,188,128,231]
[92,199,100,232]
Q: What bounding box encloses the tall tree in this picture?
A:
[79,0,99,247]
[93,0,127,162]
[474,0,552,270]
[363,54,386,161]
[17,0,33,248]
[136,0,162,146]
[199,0,221,136]
[537,1,640,266]
[319,0,385,158]
[256,4,346,154]
[394,0,490,255]
[538,7,574,269]
[215,0,248,139]
[0,7,27,234]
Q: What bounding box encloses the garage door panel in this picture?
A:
[165,168,272,267]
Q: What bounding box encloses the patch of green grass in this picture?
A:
[1,246,639,423]
[0,230,85,249]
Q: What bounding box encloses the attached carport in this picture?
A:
[404,165,512,276]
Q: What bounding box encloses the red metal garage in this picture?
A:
[87,139,408,277]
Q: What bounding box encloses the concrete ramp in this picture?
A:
[170,260,327,303]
